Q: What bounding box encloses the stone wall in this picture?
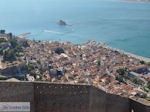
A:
[0,82,34,112]
[89,86,130,112]
[34,83,90,112]
[130,99,150,112]
[0,81,149,112]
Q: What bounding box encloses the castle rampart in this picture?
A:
[0,81,149,112]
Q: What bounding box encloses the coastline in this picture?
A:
[83,40,150,63]
[24,34,150,63]
[104,45,150,63]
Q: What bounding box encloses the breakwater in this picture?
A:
[0,81,149,112]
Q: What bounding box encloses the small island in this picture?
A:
[57,20,72,26]
[57,20,67,25]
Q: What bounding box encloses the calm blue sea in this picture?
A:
[0,0,150,58]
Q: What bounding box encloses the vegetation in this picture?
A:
[147,62,150,66]
[146,97,150,101]
[147,81,150,89]
[140,60,145,64]
[117,67,128,76]
[116,67,144,85]
[55,48,64,55]
[114,50,120,54]
[0,38,7,43]
[0,48,3,55]
[0,76,7,80]
[9,38,17,48]
[131,77,144,85]
[37,60,41,64]
[97,60,101,67]
[3,49,16,61]
[27,63,34,72]
[116,75,124,83]
[2,37,29,61]
[22,41,29,47]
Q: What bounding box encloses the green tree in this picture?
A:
[117,67,128,76]
[0,48,3,55]
[3,49,15,61]
[55,48,64,55]
[140,60,145,64]
[116,75,123,82]
[0,38,7,43]
[97,60,101,67]
[147,81,150,89]
[147,62,150,66]
[22,41,29,47]
[9,38,17,48]
[27,64,34,72]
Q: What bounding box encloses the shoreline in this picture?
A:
[24,35,150,63]
[104,45,150,63]
[82,40,150,63]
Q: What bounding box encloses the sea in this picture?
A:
[0,0,150,58]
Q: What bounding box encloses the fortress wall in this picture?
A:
[89,86,130,112]
[89,86,106,112]
[34,83,90,112]
[0,82,34,112]
[105,93,130,112]
[0,82,149,112]
[130,99,150,112]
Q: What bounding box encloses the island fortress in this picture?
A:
[0,81,149,112]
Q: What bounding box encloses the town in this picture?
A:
[0,30,150,104]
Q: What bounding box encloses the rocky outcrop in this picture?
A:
[57,20,67,25]
[57,20,72,26]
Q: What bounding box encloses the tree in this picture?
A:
[9,38,17,48]
[147,62,150,66]
[22,41,29,47]
[131,78,144,85]
[116,75,123,82]
[0,48,3,55]
[55,48,64,55]
[3,49,15,61]
[140,60,145,64]
[97,61,101,67]
[27,64,34,72]
[0,38,7,43]
[117,67,128,76]
[147,81,150,89]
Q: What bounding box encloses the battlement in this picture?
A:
[0,81,149,112]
